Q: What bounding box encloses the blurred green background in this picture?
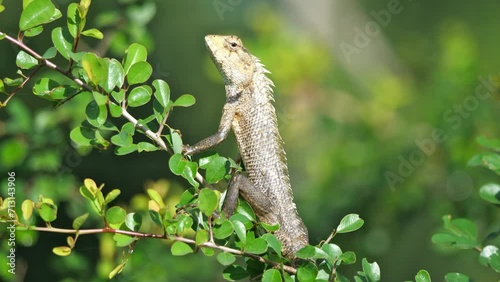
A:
[1,0,500,281]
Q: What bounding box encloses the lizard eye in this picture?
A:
[229,41,238,48]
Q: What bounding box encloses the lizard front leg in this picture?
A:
[183,102,236,156]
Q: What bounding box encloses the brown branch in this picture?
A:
[27,225,297,274]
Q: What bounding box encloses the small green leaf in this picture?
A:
[477,135,500,152]
[42,47,57,59]
[201,247,215,256]
[171,130,183,154]
[20,0,56,31]
[16,50,38,69]
[137,142,158,152]
[339,251,356,264]
[235,201,256,222]
[67,236,75,248]
[337,214,364,233]
[444,273,471,282]
[297,261,318,282]
[153,79,170,108]
[245,237,268,254]
[38,202,57,222]
[199,188,219,217]
[105,206,126,226]
[111,90,125,104]
[321,243,342,264]
[86,100,107,126]
[222,265,249,281]
[213,219,234,239]
[479,183,500,204]
[123,43,148,74]
[111,131,133,147]
[261,222,280,232]
[72,213,89,230]
[205,156,229,184]
[176,214,193,233]
[4,77,24,87]
[173,94,196,107]
[70,126,95,147]
[217,252,236,266]
[127,85,152,107]
[52,246,71,256]
[199,152,220,168]
[78,0,91,18]
[82,52,106,86]
[21,200,34,221]
[93,91,108,106]
[67,3,85,38]
[195,229,209,245]
[113,233,135,247]
[81,28,103,39]
[147,189,166,210]
[33,78,79,101]
[105,189,121,205]
[0,79,4,93]
[445,218,477,239]
[476,153,500,173]
[415,270,431,282]
[24,25,44,37]
[362,258,381,282]
[431,233,478,249]
[51,27,73,60]
[262,234,282,256]
[127,61,152,85]
[169,154,187,175]
[115,144,138,155]
[296,245,329,260]
[109,102,122,118]
[179,188,196,206]
[231,219,247,244]
[149,209,163,228]
[183,161,199,188]
[108,263,126,279]
[125,213,142,231]
[104,59,125,92]
[171,241,193,256]
[479,245,500,272]
[262,269,282,282]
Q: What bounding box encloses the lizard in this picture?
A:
[183,35,309,259]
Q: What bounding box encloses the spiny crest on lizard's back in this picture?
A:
[252,57,276,104]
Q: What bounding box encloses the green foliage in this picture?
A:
[0,0,499,281]
[429,136,500,279]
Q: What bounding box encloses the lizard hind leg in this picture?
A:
[222,173,276,223]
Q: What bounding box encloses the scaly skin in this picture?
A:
[184,35,308,258]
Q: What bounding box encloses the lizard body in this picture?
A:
[184,35,308,258]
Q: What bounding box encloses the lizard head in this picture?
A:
[205,35,256,88]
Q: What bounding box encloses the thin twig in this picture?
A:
[2,64,42,106]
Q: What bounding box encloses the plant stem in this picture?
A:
[28,225,297,274]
